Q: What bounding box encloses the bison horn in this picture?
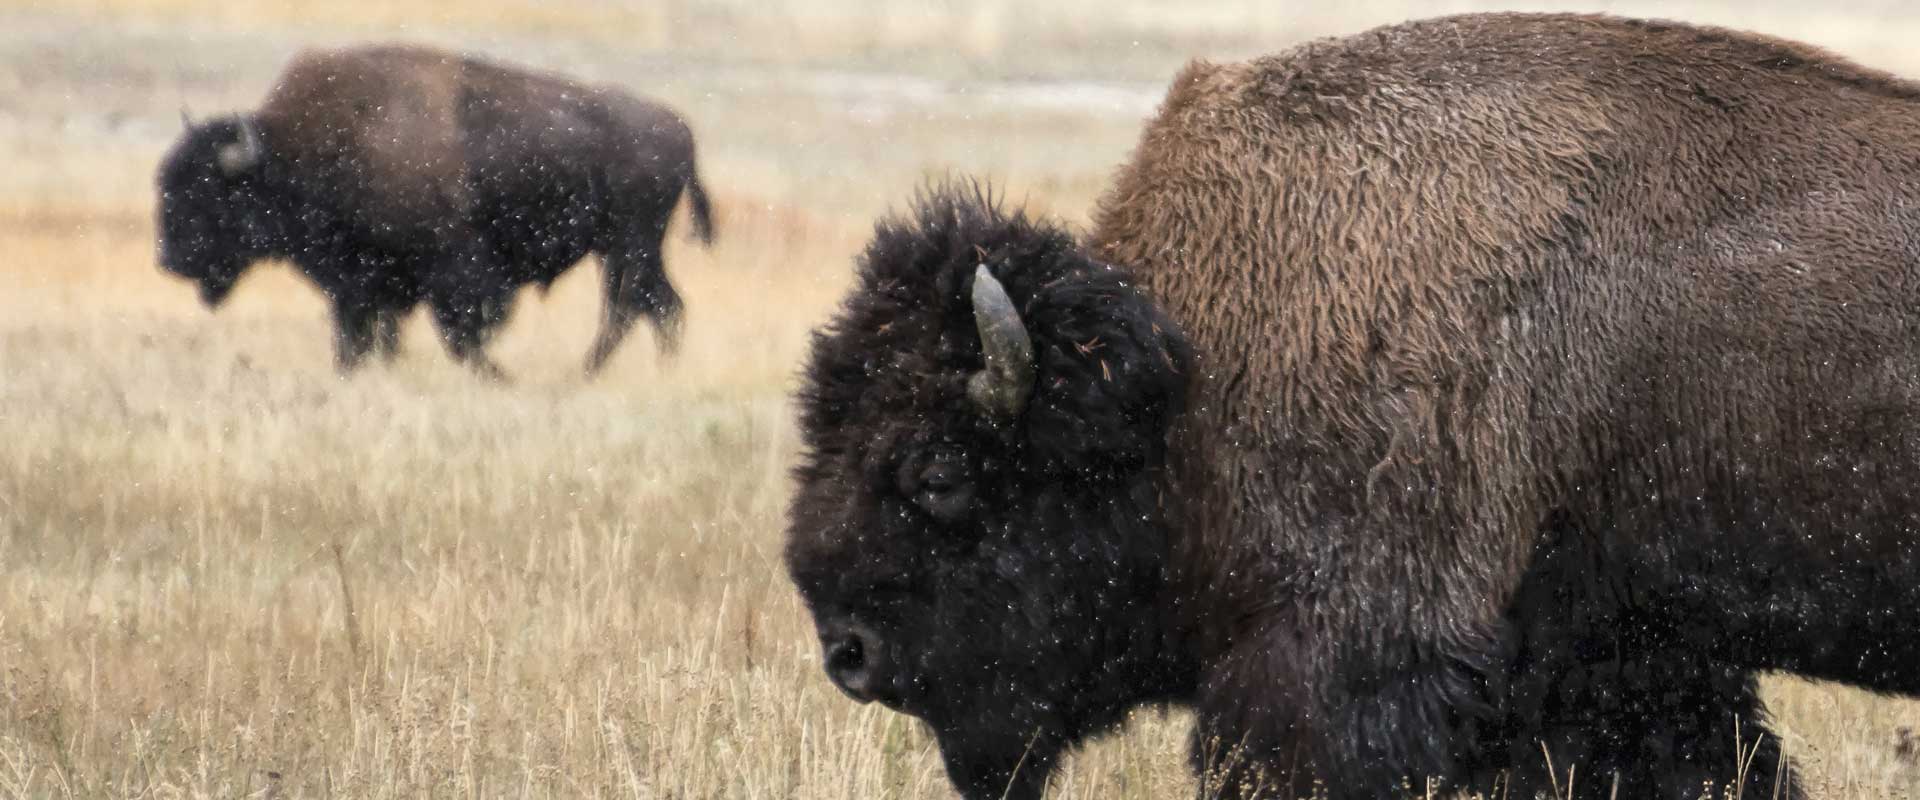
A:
[179,106,194,128]
[966,264,1035,419]
[217,118,264,174]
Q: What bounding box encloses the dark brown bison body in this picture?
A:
[787,13,1920,799]
[156,44,715,378]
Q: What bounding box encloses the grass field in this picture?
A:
[4,1,1920,797]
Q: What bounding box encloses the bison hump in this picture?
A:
[258,45,476,234]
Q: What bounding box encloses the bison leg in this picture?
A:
[1189,626,1504,799]
[1478,524,1803,800]
[427,286,512,382]
[431,313,508,382]
[419,231,516,381]
[586,228,681,376]
[1489,653,1797,800]
[372,307,406,362]
[330,298,379,375]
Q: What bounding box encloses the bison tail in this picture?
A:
[685,171,716,247]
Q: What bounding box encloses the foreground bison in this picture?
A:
[157,44,714,378]
[787,12,1920,799]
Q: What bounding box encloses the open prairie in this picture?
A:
[3,1,1920,797]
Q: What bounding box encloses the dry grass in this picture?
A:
[2,2,1920,798]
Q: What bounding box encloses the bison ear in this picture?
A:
[217,118,264,174]
[1018,270,1192,470]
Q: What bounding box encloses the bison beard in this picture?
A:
[790,12,1920,800]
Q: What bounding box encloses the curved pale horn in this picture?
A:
[217,118,264,173]
[966,264,1035,418]
[179,106,194,128]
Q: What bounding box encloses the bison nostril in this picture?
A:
[824,626,883,703]
[828,635,866,674]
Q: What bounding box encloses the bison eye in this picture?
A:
[898,449,975,523]
[920,464,958,493]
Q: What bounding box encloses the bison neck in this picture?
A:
[239,156,319,264]
[1067,461,1229,714]
[247,157,404,286]
[1147,438,1262,678]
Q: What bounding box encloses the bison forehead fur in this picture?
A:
[790,12,1920,800]
[795,184,1192,479]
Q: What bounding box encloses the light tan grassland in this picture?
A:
[1,1,1919,797]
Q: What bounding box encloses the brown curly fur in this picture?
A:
[1093,11,1920,797]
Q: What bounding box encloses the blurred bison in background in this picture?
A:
[157,44,715,379]
[787,12,1920,800]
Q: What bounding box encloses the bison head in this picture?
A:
[155,115,275,308]
[786,184,1195,798]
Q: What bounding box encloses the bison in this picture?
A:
[156,44,714,379]
[785,12,1920,800]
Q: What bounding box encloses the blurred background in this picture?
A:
[3,1,1920,797]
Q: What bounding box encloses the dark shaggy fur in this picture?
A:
[156,44,715,379]
[788,12,1920,800]
[787,185,1192,797]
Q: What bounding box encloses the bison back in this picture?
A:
[1092,11,1920,647]
[258,45,476,243]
